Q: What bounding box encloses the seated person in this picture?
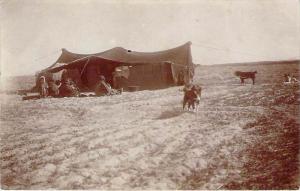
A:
[291,75,299,83]
[60,78,80,97]
[48,80,61,97]
[94,75,121,96]
[284,74,299,84]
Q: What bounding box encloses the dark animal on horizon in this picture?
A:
[183,85,202,112]
[235,71,257,85]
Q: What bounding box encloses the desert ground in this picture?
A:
[1,61,299,189]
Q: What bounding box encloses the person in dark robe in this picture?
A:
[59,78,80,97]
[94,75,121,96]
[48,80,61,97]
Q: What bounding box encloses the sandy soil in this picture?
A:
[1,63,299,189]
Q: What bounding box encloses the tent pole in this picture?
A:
[80,58,91,77]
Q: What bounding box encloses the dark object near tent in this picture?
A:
[34,42,194,92]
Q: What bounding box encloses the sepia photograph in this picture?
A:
[0,0,299,189]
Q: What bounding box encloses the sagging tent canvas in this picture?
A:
[35,42,194,91]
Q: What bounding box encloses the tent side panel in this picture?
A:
[115,63,173,90]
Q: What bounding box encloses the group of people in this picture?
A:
[39,76,80,98]
[39,74,121,98]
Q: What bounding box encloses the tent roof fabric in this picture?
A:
[46,42,193,72]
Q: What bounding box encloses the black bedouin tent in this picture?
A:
[35,42,194,91]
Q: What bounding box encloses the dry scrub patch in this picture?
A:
[225,109,299,190]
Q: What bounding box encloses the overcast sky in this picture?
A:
[1,0,299,76]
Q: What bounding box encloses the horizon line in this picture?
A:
[1,59,299,77]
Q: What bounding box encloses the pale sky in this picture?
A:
[1,0,299,76]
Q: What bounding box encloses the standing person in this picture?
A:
[112,71,118,89]
[38,76,49,98]
[177,71,185,85]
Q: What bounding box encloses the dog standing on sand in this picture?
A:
[235,71,257,85]
[183,84,202,112]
